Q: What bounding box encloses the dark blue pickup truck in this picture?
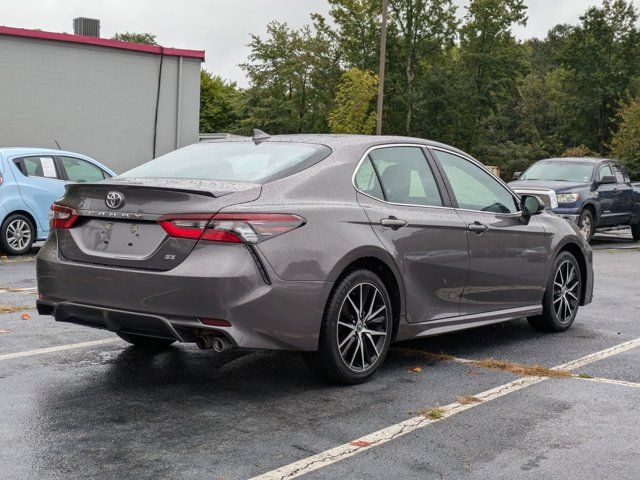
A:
[509,157,640,242]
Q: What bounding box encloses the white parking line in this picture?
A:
[0,338,120,362]
[250,337,640,480]
[0,287,38,295]
[574,376,640,389]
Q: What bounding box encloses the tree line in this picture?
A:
[199,0,640,179]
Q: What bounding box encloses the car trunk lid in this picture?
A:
[55,178,261,271]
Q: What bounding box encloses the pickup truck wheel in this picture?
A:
[578,210,594,242]
[632,224,640,241]
[528,251,582,333]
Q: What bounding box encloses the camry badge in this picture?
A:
[105,191,124,210]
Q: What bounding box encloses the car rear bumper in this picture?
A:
[36,235,332,351]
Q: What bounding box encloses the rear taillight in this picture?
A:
[50,203,79,229]
[158,213,305,244]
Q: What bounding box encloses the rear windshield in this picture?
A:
[521,161,595,182]
[119,142,331,183]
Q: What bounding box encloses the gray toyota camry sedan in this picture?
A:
[37,133,593,383]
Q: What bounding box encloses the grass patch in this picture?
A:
[469,358,570,378]
[457,396,482,405]
[577,373,593,379]
[0,305,31,314]
[421,407,445,420]
[393,348,455,362]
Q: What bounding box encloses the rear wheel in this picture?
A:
[528,251,582,332]
[632,224,640,241]
[117,332,176,348]
[303,269,392,384]
[578,209,594,242]
[1,214,35,255]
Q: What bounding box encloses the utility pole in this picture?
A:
[376,0,389,136]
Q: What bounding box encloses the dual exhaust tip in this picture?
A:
[196,334,232,352]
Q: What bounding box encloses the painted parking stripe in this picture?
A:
[0,338,120,362]
[0,287,38,295]
[250,337,640,480]
[574,376,640,389]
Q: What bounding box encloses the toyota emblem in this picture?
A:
[105,191,125,209]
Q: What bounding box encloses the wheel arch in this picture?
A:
[328,249,404,340]
[581,201,599,225]
[2,209,38,231]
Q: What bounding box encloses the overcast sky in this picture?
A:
[3,0,639,86]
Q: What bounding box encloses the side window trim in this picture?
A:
[429,146,521,215]
[54,156,69,181]
[352,144,451,209]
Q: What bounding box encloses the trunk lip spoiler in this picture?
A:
[65,177,262,198]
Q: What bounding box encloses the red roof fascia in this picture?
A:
[0,25,205,60]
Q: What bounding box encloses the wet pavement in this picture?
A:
[0,235,638,479]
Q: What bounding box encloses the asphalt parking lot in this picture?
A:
[1,232,639,480]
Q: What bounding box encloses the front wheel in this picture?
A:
[528,251,582,332]
[303,269,393,384]
[578,210,594,242]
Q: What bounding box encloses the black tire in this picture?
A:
[0,213,35,255]
[578,209,594,242]
[528,251,582,333]
[117,332,176,348]
[632,224,640,241]
[303,269,393,384]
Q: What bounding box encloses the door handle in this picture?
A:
[380,217,407,230]
[468,222,489,234]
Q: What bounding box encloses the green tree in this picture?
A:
[558,0,640,154]
[199,70,244,133]
[389,0,458,134]
[112,32,158,45]
[328,68,378,134]
[456,0,529,163]
[328,0,381,71]
[241,16,341,134]
[611,97,640,179]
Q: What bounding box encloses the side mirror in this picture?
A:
[598,175,617,185]
[512,171,522,181]
[521,195,544,218]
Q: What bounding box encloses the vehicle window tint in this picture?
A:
[612,165,626,183]
[354,158,384,200]
[21,156,59,179]
[119,142,332,183]
[597,164,613,180]
[62,157,105,183]
[369,147,442,207]
[434,150,518,214]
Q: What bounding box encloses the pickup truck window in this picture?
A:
[521,161,594,183]
[612,165,627,183]
[597,164,614,181]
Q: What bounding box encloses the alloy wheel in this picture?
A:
[579,216,592,240]
[553,260,580,324]
[5,219,32,252]
[336,282,388,373]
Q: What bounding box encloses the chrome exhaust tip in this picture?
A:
[212,336,233,352]
[195,335,214,350]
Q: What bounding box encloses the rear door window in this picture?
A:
[61,156,106,183]
[16,156,60,179]
[368,147,443,207]
[354,158,384,200]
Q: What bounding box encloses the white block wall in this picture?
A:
[0,35,201,173]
